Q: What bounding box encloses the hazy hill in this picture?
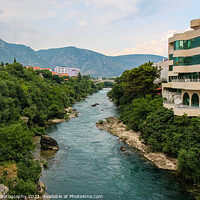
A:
[0,39,49,67]
[37,47,166,77]
[0,39,166,77]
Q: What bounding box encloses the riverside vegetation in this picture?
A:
[108,62,200,186]
[0,62,103,195]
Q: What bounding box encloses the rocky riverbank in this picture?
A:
[96,117,178,171]
[30,107,78,199]
[48,107,78,124]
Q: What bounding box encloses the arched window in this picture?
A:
[191,93,199,107]
[183,93,190,106]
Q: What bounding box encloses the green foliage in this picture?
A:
[0,62,102,194]
[178,148,200,184]
[0,123,33,161]
[13,179,37,195]
[17,160,42,183]
[108,62,200,184]
[98,120,104,124]
[108,62,160,105]
[120,95,163,131]
[43,161,48,169]
[106,118,110,123]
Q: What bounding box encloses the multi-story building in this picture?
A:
[162,19,200,116]
[154,58,169,83]
[54,66,80,77]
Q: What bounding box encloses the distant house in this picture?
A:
[58,73,69,77]
[153,59,168,83]
[26,66,52,71]
[51,71,58,75]
[54,66,80,77]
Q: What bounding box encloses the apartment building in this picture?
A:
[162,19,200,116]
[54,66,80,77]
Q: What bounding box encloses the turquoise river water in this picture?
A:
[41,88,194,200]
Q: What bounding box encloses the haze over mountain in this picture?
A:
[0,39,166,77]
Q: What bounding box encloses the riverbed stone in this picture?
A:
[38,180,45,194]
[40,135,59,151]
[91,103,99,107]
[120,146,126,151]
[0,184,9,197]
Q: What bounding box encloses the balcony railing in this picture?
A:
[164,101,200,109]
[170,78,200,82]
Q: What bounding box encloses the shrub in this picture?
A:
[14,179,37,195]
[98,120,104,124]
[17,160,42,183]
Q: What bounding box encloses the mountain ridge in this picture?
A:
[0,39,166,77]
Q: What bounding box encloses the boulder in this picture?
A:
[0,184,9,197]
[91,103,99,107]
[119,136,128,142]
[38,180,45,194]
[120,146,126,151]
[40,135,59,151]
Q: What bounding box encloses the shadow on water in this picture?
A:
[41,88,195,200]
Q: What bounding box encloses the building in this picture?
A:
[154,59,169,83]
[54,66,80,77]
[162,19,200,116]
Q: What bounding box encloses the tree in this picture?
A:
[108,62,160,105]
[17,160,42,183]
[178,148,200,184]
[14,57,16,63]
[0,123,33,161]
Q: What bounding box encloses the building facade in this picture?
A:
[54,66,80,77]
[154,59,169,83]
[162,19,200,116]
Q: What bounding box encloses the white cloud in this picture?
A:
[0,0,60,19]
[117,30,176,56]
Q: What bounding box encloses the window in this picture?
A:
[169,65,173,71]
[174,36,200,50]
[192,93,199,107]
[183,93,190,106]
[169,54,173,60]
[173,55,200,66]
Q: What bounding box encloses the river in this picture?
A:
[41,88,194,200]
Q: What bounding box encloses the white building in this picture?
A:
[153,59,169,83]
[54,66,80,77]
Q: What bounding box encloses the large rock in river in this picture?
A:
[40,135,59,151]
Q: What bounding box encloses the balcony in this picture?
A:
[168,78,200,90]
[163,102,200,116]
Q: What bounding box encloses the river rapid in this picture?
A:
[41,88,194,200]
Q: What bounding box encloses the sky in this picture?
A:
[0,0,200,57]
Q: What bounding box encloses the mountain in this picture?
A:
[0,39,49,67]
[37,47,166,77]
[0,39,166,77]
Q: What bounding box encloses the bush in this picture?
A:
[14,179,37,195]
[17,160,42,183]
[106,118,110,123]
[178,148,200,184]
[98,120,104,124]
[0,123,33,161]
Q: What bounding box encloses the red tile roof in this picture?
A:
[51,71,58,75]
[41,68,51,71]
[59,73,69,77]
[26,66,41,71]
